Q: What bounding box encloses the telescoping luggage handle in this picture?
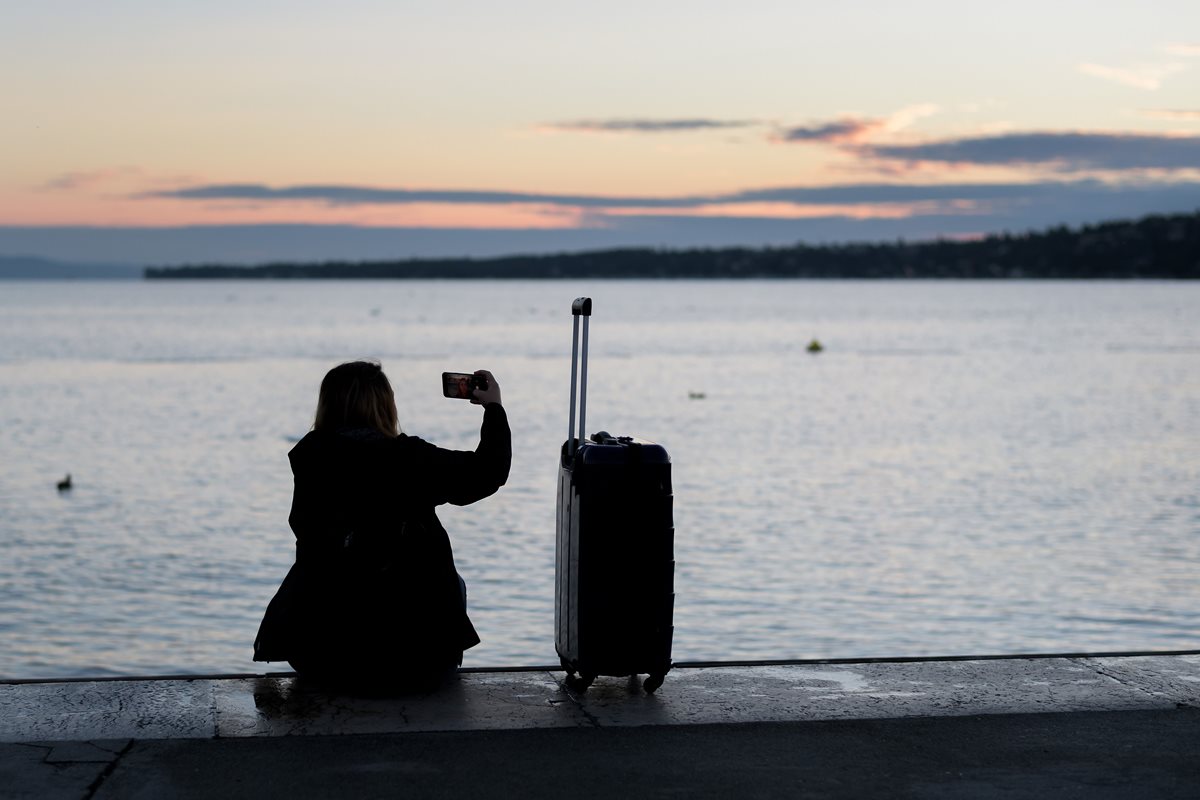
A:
[567,297,592,456]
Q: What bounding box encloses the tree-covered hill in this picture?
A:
[145,208,1200,280]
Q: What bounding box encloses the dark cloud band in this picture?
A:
[149,178,1200,211]
[544,118,757,133]
[863,132,1200,170]
[152,184,694,208]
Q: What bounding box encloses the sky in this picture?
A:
[3,0,1199,264]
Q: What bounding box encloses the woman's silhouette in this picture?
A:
[253,361,510,689]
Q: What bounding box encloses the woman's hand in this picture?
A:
[470,370,502,406]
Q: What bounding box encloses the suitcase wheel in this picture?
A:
[642,674,665,693]
[565,672,595,692]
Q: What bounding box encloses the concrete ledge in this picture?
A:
[3,656,1199,799]
[1,654,1198,745]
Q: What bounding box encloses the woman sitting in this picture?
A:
[253,360,510,690]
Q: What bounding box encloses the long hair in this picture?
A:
[313,361,400,437]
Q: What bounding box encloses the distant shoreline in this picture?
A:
[144,210,1199,280]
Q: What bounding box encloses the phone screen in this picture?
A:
[442,372,475,399]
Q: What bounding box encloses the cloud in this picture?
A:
[149,184,708,209]
[774,117,884,143]
[42,167,143,191]
[148,178,1200,217]
[861,132,1200,171]
[149,180,997,210]
[543,105,939,145]
[1078,61,1186,90]
[7,178,1200,267]
[1140,109,1200,121]
[1165,43,1200,57]
[13,179,1200,262]
[723,181,1077,205]
[881,103,941,132]
[774,106,938,144]
[542,118,757,133]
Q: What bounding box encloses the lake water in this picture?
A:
[1,279,1198,679]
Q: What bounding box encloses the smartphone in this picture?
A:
[442,371,488,400]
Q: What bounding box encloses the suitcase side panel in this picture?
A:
[555,457,577,662]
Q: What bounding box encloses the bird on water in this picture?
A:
[56,474,72,491]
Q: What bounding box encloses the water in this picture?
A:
[1,279,1198,679]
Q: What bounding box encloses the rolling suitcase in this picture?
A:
[556,296,675,693]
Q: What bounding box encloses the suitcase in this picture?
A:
[556,296,675,693]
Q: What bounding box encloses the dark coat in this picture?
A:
[253,404,510,675]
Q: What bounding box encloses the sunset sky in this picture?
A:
[4,0,1199,263]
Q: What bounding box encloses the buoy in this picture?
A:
[807,339,823,353]
[56,474,72,491]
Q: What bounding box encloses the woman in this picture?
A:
[253,361,510,689]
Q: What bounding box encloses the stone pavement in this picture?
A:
[2,654,1199,798]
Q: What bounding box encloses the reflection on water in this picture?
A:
[1,280,1198,679]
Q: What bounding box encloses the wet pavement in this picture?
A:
[2,655,1198,798]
